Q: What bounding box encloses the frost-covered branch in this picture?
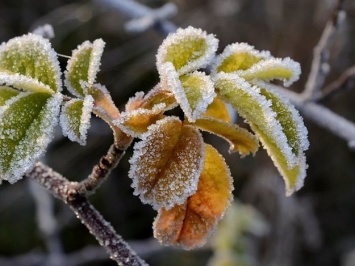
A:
[94,0,177,34]
[26,162,147,266]
[318,65,355,102]
[302,0,346,100]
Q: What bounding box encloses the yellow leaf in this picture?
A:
[129,117,204,210]
[191,117,259,156]
[203,97,230,122]
[153,144,233,249]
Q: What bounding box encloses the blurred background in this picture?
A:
[0,0,355,265]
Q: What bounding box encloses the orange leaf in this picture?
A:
[191,117,259,156]
[153,144,233,249]
[129,116,204,210]
[115,104,166,137]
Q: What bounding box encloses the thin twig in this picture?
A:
[76,144,126,195]
[302,0,346,100]
[317,65,355,102]
[26,162,147,266]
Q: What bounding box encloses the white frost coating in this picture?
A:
[87,39,105,85]
[156,26,219,76]
[160,62,215,122]
[215,72,298,168]
[125,91,145,111]
[128,116,204,210]
[59,95,94,145]
[0,33,62,92]
[114,103,166,138]
[2,92,62,183]
[0,72,54,94]
[210,42,271,77]
[239,57,301,87]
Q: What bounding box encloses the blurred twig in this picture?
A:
[94,0,177,35]
[302,0,346,100]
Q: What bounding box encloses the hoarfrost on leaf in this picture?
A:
[153,144,233,249]
[160,62,215,122]
[0,33,62,92]
[156,26,218,76]
[0,92,62,183]
[65,39,105,97]
[214,73,308,195]
[128,116,204,210]
[210,42,270,76]
[60,95,94,145]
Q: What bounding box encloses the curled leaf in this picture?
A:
[211,42,270,76]
[141,85,177,111]
[192,117,259,156]
[157,26,218,75]
[215,73,308,195]
[60,95,94,145]
[65,39,105,97]
[129,116,204,210]
[153,144,233,249]
[160,63,215,122]
[114,104,166,138]
[0,92,62,183]
[0,33,61,92]
[239,57,301,87]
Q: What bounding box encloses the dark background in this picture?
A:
[0,0,355,265]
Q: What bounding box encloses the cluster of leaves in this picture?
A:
[0,26,308,250]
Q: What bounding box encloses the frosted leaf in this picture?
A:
[156,26,218,75]
[210,42,270,76]
[125,91,145,112]
[142,85,177,111]
[0,33,62,92]
[0,92,62,183]
[60,95,94,145]
[239,57,301,87]
[153,144,233,249]
[114,103,166,138]
[192,116,259,156]
[128,116,204,210]
[0,86,20,106]
[64,39,105,97]
[215,73,308,195]
[0,72,54,94]
[160,63,215,122]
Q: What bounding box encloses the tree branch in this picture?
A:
[26,162,147,266]
[302,0,346,100]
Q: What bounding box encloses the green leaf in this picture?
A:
[157,27,218,75]
[65,39,105,97]
[60,96,93,145]
[0,92,62,183]
[211,42,270,76]
[160,62,215,122]
[0,86,20,105]
[214,73,308,195]
[0,33,61,92]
